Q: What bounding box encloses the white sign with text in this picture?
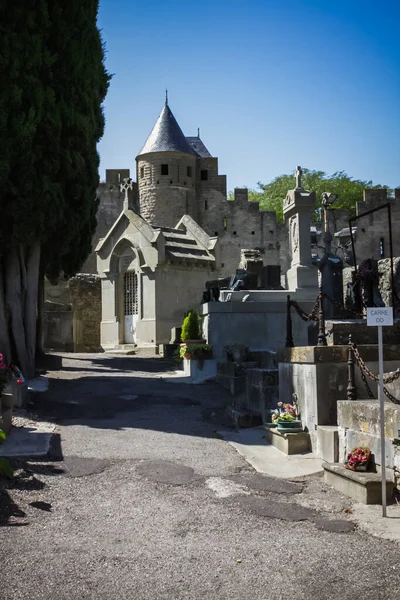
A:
[367,307,393,327]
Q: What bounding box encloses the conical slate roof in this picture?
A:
[138,103,195,156]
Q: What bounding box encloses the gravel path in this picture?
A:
[1,353,400,600]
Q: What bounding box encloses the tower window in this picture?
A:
[161,164,169,175]
[187,166,192,177]
[214,232,218,236]
[204,200,208,210]
[233,231,237,236]
[201,169,208,181]
[251,231,255,235]
[223,217,227,230]
[140,167,144,178]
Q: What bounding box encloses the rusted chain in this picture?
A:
[350,343,400,384]
[350,342,400,404]
[290,294,320,322]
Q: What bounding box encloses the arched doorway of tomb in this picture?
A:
[123,270,138,344]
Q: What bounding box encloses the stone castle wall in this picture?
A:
[69,274,102,352]
[197,187,280,276]
[354,189,400,262]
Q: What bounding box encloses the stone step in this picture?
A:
[322,462,395,505]
[326,320,400,346]
[248,348,277,369]
[226,407,263,428]
[216,361,260,397]
[246,368,279,422]
[266,427,311,455]
[105,345,159,357]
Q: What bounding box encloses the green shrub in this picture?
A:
[181,309,202,341]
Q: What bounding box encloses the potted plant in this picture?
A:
[180,309,204,345]
[179,343,212,370]
[179,343,212,361]
[344,446,371,472]
[271,401,302,432]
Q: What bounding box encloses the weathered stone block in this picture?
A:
[323,463,395,504]
[69,274,102,352]
[227,407,262,428]
[183,358,217,384]
[266,428,311,455]
[326,320,400,346]
[317,426,339,462]
[337,400,400,440]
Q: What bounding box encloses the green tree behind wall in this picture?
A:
[229,169,392,222]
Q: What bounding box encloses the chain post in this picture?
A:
[346,335,357,400]
[317,286,327,346]
[285,295,294,348]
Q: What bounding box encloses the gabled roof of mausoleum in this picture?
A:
[153,226,215,263]
[138,103,195,156]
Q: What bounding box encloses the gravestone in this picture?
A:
[283,166,318,291]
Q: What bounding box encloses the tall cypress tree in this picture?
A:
[0,1,110,376]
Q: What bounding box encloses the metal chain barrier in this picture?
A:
[350,342,400,405]
[290,293,320,322]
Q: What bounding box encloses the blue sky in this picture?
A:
[97,0,400,191]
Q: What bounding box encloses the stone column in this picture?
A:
[283,168,318,290]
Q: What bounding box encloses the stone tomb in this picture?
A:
[277,344,400,459]
[337,400,400,490]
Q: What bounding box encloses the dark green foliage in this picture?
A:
[181,309,202,341]
[229,169,392,223]
[0,1,110,278]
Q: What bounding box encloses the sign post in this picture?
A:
[366,306,393,517]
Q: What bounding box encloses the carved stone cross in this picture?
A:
[120,177,133,202]
[295,166,302,189]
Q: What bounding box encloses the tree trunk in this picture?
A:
[0,261,11,362]
[25,242,41,376]
[3,243,41,379]
[5,246,28,376]
[36,275,45,356]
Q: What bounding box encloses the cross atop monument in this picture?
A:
[295,166,303,189]
[120,177,133,205]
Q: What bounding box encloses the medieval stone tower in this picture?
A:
[136,97,226,228]
[135,98,281,277]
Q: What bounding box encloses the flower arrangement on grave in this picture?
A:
[344,446,371,472]
[0,354,12,397]
[271,401,299,423]
[0,353,24,397]
[269,398,302,432]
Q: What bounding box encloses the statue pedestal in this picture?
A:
[283,186,318,291]
[287,264,318,290]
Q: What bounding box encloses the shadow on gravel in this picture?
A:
[29,353,236,438]
[0,489,27,527]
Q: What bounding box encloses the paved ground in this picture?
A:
[1,353,400,600]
